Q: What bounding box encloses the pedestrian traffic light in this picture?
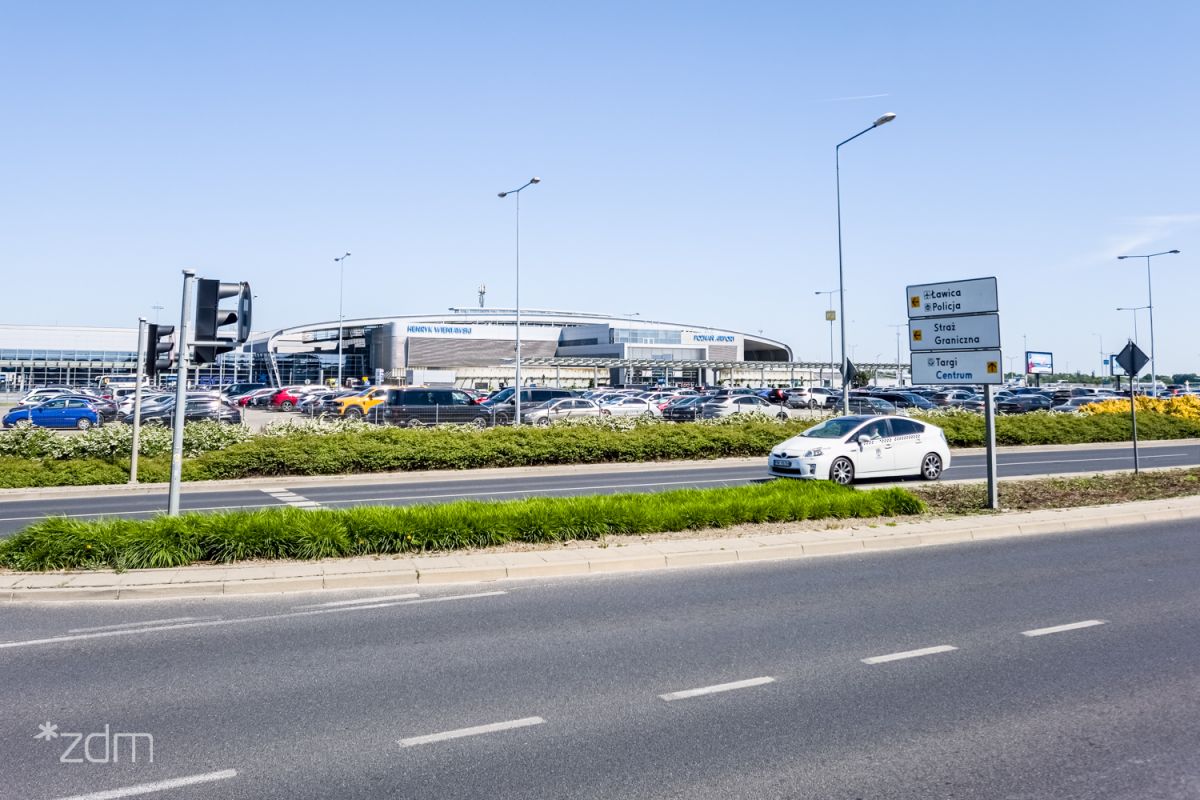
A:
[145,323,176,380]
[193,279,252,365]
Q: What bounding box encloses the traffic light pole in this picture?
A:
[168,270,195,516]
[129,318,147,485]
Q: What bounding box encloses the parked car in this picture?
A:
[931,389,977,407]
[661,395,708,422]
[521,398,603,426]
[237,387,278,407]
[786,387,834,409]
[872,391,937,411]
[768,415,951,485]
[3,397,102,429]
[701,395,783,420]
[480,387,577,423]
[16,387,76,406]
[825,395,900,415]
[1051,397,1106,413]
[221,383,268,401]
[996,394,1053,414]
[599,396,663,417]
[380,388,494,427]
[332,386,390,418]
[120,397,243,425]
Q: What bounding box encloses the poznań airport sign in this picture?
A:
[910,350,1003,385]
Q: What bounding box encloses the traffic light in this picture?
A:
[193,279,252,365]
[145,324,176,380]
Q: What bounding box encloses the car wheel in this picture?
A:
[76,418,93,430]
[829,457,855,486]
[776,411,789,421]
[345,407,363,418]
[472,416,489,429]
[535,416,551,426]
[405,417,424,428]
[280,400,294,411]
[808,399,818,409]
[920,452,944,481]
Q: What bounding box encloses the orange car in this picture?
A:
[331,387,389,418]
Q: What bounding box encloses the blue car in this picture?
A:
[3,397,102,430]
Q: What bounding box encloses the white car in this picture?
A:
[521,398,603,425]
[599,396,661,417]
[701,395,784,420]
[768,414,951,485]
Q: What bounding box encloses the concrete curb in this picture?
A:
[0,438,1195,501]
[5,494,1200,602]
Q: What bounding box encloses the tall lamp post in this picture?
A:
[815,289,838,387]
[1117,249,1179,395]
[498,177,541,425]
[836,112,896,414]
[888,322,907,386]
[334,252,352,387]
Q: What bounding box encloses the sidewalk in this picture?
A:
[5,494,1199,602]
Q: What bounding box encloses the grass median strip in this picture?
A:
[0,479,925,571]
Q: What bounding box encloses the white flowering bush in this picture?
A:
[259,417,376,437]
[0,420,252,459]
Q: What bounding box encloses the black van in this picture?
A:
[381,388,494,427]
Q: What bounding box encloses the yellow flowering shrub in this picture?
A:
[1082,394,1200,420]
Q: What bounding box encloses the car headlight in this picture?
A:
[803,447,824,458]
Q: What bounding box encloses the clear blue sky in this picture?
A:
[3,1,1197,375]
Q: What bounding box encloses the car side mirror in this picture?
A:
[857,433,871,445]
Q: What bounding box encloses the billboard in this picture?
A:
[1025,351,1053,375]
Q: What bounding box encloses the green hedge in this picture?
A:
[915,409,1200,447]
[0,413,1196,489]
[0,480,925,571]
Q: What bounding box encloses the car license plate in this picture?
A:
[771,459,792,468]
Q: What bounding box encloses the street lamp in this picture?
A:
[334,252,352,387]
[814,289,839,388]
[498,177,541,425]
[151,304,164,324]
[836,112,896,413]
[1117,249,1179,395]
[888,322,907,386]
[1116,305,1148,344]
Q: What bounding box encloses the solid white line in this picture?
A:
[48,768,238,799]
[399,716,545,747]
[0,591,506,650]
[861,645,958,664]
[659,676,775,701]
[1022,619,1106,637]
[295,593,419,609]
[68,616,210,633]
[318,477,742,506]
[945,453,1185,471]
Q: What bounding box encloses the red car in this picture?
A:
[270,387,306,410]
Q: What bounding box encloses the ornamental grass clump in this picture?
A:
[0,479,925,571]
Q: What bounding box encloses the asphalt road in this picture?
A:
[0,442,1197,536]
[2,519,1198,798]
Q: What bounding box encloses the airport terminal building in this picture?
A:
[0,309,847,391]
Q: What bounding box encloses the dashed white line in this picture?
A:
[68,616,213,633]
[48,768,238,799]
[861,645,958,665]
[295,593,420,609]
[399,716,545,747]
[659,675,776,701]
[1022,619,1106,637]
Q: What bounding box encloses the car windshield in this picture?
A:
[800,417,871,439]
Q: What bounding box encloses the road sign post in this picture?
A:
[906,276,1001,509]
[1115,341,1150,474]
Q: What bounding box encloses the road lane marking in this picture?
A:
[68,616,214,633]
[48,768,238,799]
[1022,619,1106,637]
[399,716,545,747]
[944,453,1186,472]
[0,591,506,650]
[295,593,420,609]
[659,676,776,701]
[861,645,958,664]
[315,477,744,506]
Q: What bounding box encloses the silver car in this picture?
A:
[599,396,662,417]
[521,398,603,425]
[701,395,784,419]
